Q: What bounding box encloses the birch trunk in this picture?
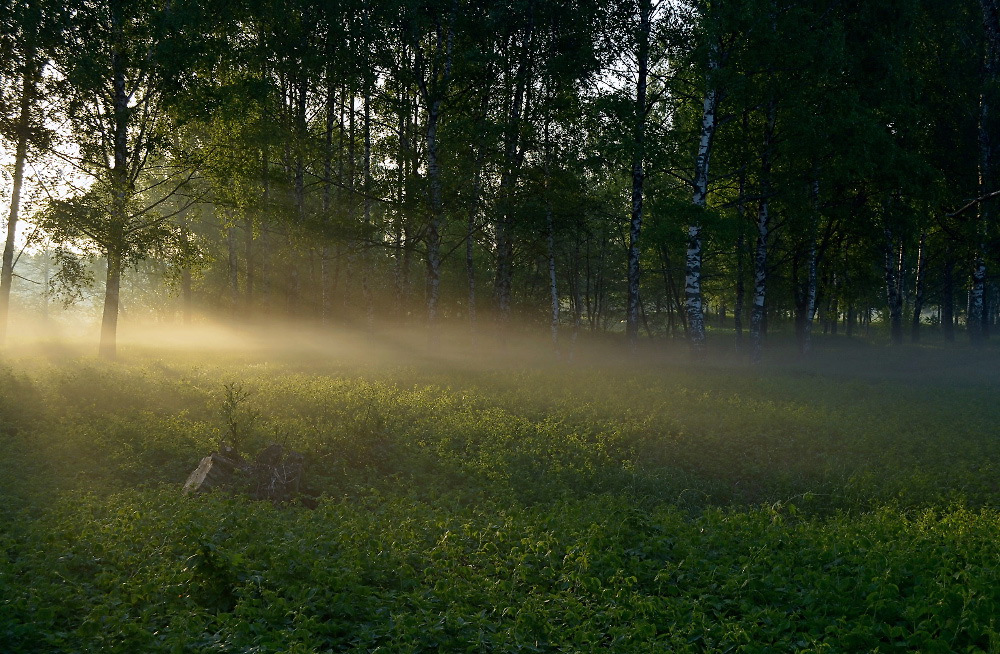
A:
[942,255,956,341]
[258,148,271,315]
[883,229,904,345]
[969,259,987,343]
[0,116,28,345]
[910,230,927,342]
[99,36,130,360]
[421,11,455,343]
[228,223,239,313]
[547,202,559,355]
[570,226,583,361]
[799,180,820,356]
[749,101,775,364]
[321,76,336,326]
[733,149,747,352]
[362,81,374,334]
[685,47,719,356]
[99,246,123,359]
[974,0,1000,344]
[0,43,39,345]
[626,0,650,350]
[466,87,489,340]
[495,12,535,327]
[394,83,409,319]
[749,206,769,363]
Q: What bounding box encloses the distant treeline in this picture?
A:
[2,0,999,356]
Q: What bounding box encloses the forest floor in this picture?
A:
[2,322,1000,652]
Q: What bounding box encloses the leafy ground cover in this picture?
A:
[2,334,1000,652]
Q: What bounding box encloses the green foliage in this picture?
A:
[219,382,259,453]
[2,352,1000,651]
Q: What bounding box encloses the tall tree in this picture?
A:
[43,0,217,358]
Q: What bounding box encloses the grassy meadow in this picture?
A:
[2,323,1000,652]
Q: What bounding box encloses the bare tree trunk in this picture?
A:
[394,84,409,320]
[910,230,927,342]
[884,228,904,345]
[569,224,583,361]
[626,0,650,351]
[420,9,455,345]
[0,44,39,345]
[258,148,271,315]
[362,79,375,334]
[243,215,254,311]
[466,85,489,341]
[733,133,748,352]
[749,101,775,364]
[100,34,130,360]
[799,179,820,356]
[974,0,1000,344]
[321,76,336,326]
[0,119,28,345]
[942,254,956,342]
[495,11,535,330]
[228,223,239,314]
[685,45,719,357]
[99,246,123,359]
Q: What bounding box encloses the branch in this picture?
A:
[946,189,1000,218]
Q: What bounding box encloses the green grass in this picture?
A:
[2,338,1000,652]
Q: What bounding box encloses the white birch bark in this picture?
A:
[911,230,927,342]
[969,258,988,342]
[800,179,820,355]
[749,101,775,364]
[685,46,719,355]
[626,0,651,350]
[973,0,1000,344]
[547,203,560,355]
[749,201,769,363]
[0,95,29,345]
[883,228,904,345]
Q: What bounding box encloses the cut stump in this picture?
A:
[183,442,310,505]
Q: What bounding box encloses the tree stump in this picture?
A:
[183,445,248,494]
[184,442,309,505]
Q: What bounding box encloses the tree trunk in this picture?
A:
[99,247,123,359]
[421,11,455,344]
[0,44,39,345]
[974,0,1000,344]
[0,122,28,346]
[494,11,535,329]
[969,259,988,343]
[228,223,239,313]
[749,101,775,364]
[910,230,927,342]
[626,0,650,350]
[100,35,130,360]
[321,76,336,326]
[798,179,820,356]
[362,80,374,334]
[942,255,956,341]
[685,45,719,356]
[883,228,904,345]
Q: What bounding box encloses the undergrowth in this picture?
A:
[1,351,999,652]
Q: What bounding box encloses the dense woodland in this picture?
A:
[2,0,1000,358]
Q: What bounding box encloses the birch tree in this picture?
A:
[0,0,56,344]
[43,0,217,358]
